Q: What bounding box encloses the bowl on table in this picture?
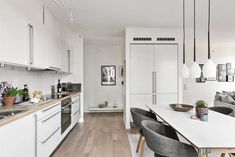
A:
[169,104,194,112]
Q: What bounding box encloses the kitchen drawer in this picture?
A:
[37,110,61,142]
[37,102,61,120]
[71,109,80,128]
[72,101,80,114]
[37,126,61,157]
[71,95,79,103]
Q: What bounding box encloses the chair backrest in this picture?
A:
[209,106,234,117]
[130,108,156,128]
[141,120,197,157]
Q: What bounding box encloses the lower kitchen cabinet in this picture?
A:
[71,95,80,128]
[0,114,36,157]
[36,103,61,157]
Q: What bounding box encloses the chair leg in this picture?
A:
[139,136,145,157]
[136,135,142,153]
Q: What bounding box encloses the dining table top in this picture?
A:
[146,104,235,150]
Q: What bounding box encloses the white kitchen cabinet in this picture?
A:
[130,45,154,94]
[36,102,61,157]
[0,0,29,65]
[71,95,80,128]
[155,44,178,94]
[130,44,178,111]
[130,94,152,110]
[0,114,36,157]
[0,0,71,70]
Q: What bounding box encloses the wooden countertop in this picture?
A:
[0,92,80,127]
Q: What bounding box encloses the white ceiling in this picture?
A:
[44,0,235,43]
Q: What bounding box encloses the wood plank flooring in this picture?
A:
[52,113,132,157]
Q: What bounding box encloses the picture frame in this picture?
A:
[101,65,116,86]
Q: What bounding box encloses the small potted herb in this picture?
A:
[195,100,208,118]
[3,87,18,106]
[15,89,27,103]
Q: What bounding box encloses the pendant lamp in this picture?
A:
[190,0,201,78]
[203,0,216,78]
[181,0,190,78]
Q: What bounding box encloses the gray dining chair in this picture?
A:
[141,120,197,157]
[209,107,234,157]
[130,108,178,157]
[209,106,234,117]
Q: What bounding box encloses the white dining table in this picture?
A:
[146,104,235,157]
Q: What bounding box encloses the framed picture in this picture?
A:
[218,64,226,71]
[226,63,232,69]
[227,75,234,82]
[218,70,227,82]
[101,65,116,86]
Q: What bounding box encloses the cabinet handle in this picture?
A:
[152,95,154,104]
[73,110,79,116]
[152,72,154,93]
[41,111,60,123]
[27,24,34,65]
[154,72,157,93]
[72,100,79,103]
[61,103,72,109]
[41,127,60,144]
[42,103,60,112]
[67,50,71,72]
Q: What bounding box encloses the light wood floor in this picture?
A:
[52,113,132,157]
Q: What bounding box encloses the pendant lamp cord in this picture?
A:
[208,0,211,59]
[193,0,196,62]
[183,0,186,64]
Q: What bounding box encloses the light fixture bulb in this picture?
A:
[181,64,190,78]
[190,62,201,78]
[203,59,216,78]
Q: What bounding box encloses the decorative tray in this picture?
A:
[169,104,194,112]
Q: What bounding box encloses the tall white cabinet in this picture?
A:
[130,44,178,110]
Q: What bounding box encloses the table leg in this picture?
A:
[221,153,225,157]
[198,155,207,157]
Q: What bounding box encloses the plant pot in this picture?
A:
[196,107,208,118]
[3,96,16,106]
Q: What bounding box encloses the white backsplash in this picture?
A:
[0,66,66,98]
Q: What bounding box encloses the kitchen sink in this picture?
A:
[0,110,27,117]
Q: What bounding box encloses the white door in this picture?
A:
[130,44,154,94]
[130,94,153,110]
[154,44,178,94]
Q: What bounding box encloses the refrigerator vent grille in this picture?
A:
[133,37,152,41]
[157,37,175,41]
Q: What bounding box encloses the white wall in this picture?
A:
[84,37,125,112]
[183,45,235,107]
[64,35,84,122]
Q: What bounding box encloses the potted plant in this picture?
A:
[3,87,18,106]
[0,82,12,105]
[15,89,27,103]
[195,100,208,118]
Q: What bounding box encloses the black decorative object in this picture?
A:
[196,64,206,83]
[101,65,116,86]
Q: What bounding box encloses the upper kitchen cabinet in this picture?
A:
[0,0,72,71]
[0,0,29,65]
[59,25,71,72]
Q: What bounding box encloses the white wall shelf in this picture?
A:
[89,107,123,112]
